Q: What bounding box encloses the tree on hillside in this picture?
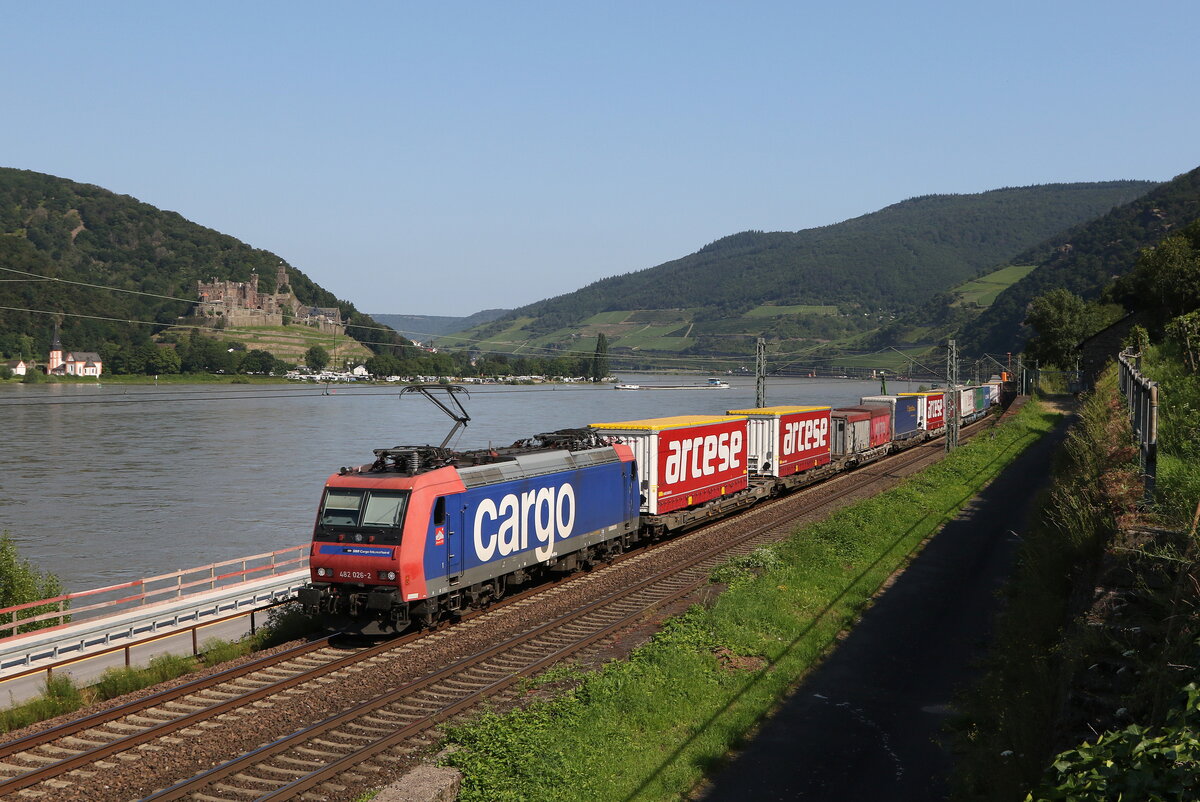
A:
[305,345,330,372]
[590,334,609,382]
[1122,222,1200,327]
[1024,289,1089,369]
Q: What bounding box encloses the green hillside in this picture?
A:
[0,168,405,359]
[959,165,1200,355]
[951,265,1038,308]
[370,309,509,344]
[459,182,1156,363]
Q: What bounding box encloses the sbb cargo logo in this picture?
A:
[782,416,828,456]
[663,430,743,483]
[473,483,576,563]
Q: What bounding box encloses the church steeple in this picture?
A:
[48,320,64,372]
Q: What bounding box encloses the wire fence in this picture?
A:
[1117,349,1159,499]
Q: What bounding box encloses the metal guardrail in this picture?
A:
[0,545,309,640]
[1117,349,1158,498]
[0,569,310,707]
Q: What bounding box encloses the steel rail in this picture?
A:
[0,559,624,795]
[139,429,967,801]
[0,636,328,760]
[2,412,998,800]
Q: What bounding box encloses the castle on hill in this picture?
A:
[196,264,344,335]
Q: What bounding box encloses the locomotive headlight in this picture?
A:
[378,570,397,581]
[315,567,329,577]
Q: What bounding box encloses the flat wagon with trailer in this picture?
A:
[588,414,763,534]
[973,386,991,418]
[899,391,947,434]
[830,407,890,467]
[837,405,892,449]
[725,405,836,493]
[859,394,924,448]
[957,387,976,421]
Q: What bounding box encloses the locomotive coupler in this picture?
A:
[367,589,397,611]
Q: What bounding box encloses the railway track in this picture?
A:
[0,420,986,801]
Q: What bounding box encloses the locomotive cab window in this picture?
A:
[363,492,407,528]
[320,489,363,527]
[316,489,409,544]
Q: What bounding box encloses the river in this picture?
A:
[0,375,892,591]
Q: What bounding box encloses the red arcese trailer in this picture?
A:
[724,405,832,478]
[588,414,749,516]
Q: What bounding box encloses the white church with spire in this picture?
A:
[47,325,103,377]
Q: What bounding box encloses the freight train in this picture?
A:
[296,382,1005,633]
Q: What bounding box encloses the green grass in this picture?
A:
[0,603,318,734]
[94,654,196,700]
[464,317,540,350]
[951,265,1037,308]
[1141,342,1200,527]
[835,345,937,372]
[895,325,934,345]
[614,324,697,351]
[581,311,634,325]
[0,675,83,734]
[745,304,838,318]
[442,400,1059,801]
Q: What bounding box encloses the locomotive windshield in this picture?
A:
[316,489,409,544]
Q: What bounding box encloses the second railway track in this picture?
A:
[0,420,988,801]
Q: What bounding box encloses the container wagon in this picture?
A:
[859,395,923,446]
[588,414,764,533]
[837,404,892,448]
[958,387,976,420]
[725,405,836,492]
[830,407,890,467]
[899,391,947,433]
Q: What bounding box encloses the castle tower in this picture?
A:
[48,321,64,372]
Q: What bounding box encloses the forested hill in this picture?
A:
[0,168,403,355]
[472,181,1156,338]
[958,166,1200,355]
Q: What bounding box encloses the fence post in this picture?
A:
[1117,349,1158,502]
[1145,383,1158,500]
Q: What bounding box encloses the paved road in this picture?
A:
[699,410,1073,801]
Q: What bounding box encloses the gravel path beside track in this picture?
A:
[697,398,1072,801]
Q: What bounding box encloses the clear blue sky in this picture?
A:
[3,1,1197,316]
